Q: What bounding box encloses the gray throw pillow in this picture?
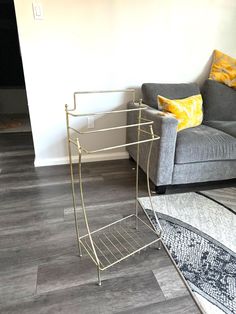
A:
[202,79,236,121]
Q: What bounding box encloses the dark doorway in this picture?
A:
[0,0,31,134]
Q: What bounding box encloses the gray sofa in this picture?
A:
[127,80,236,193]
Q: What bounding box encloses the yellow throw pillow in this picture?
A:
[157,94,203,131]
[209,50,236,88]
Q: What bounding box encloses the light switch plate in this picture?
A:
[32,3,44,20]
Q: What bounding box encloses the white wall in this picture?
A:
[14,0,236,166]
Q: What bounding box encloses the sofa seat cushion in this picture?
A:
[175,124,236,164]
[204,121,236,138]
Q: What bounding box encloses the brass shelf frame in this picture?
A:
[65,89,162,286]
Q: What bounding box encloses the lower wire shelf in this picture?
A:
[79,214,160,271]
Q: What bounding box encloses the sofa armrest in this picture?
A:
[126,102,178,186]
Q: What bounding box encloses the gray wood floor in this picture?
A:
[0,114,31,133]
[0,132,224,314]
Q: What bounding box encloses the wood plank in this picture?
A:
[36,248,170,294]
[0,266,38,305]
[117,295,201,314]
[1,271,165,314]
[153,264,189,300]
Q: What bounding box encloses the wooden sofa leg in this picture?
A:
[155,185,167,194]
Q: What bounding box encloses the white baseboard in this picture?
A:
[34,151,129,167]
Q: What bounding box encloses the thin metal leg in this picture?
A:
[66,106,82,257]
[97,266,102,286]
[146,125,163,238]
[70,155,82,257]
[77,145,101,268]
[135,100,142,230]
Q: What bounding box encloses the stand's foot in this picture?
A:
[155,185,167,194]
[77,241,83,257]
[97,266,102,286]
[157,239,162,250]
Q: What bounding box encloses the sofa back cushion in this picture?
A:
[202,79,236,121]
[141,83,200,108]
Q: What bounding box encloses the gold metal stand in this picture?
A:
[65,89,162,286]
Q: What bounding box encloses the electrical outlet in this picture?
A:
[88,116,95,128]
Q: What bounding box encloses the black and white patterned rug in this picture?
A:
[139,191,236,314]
